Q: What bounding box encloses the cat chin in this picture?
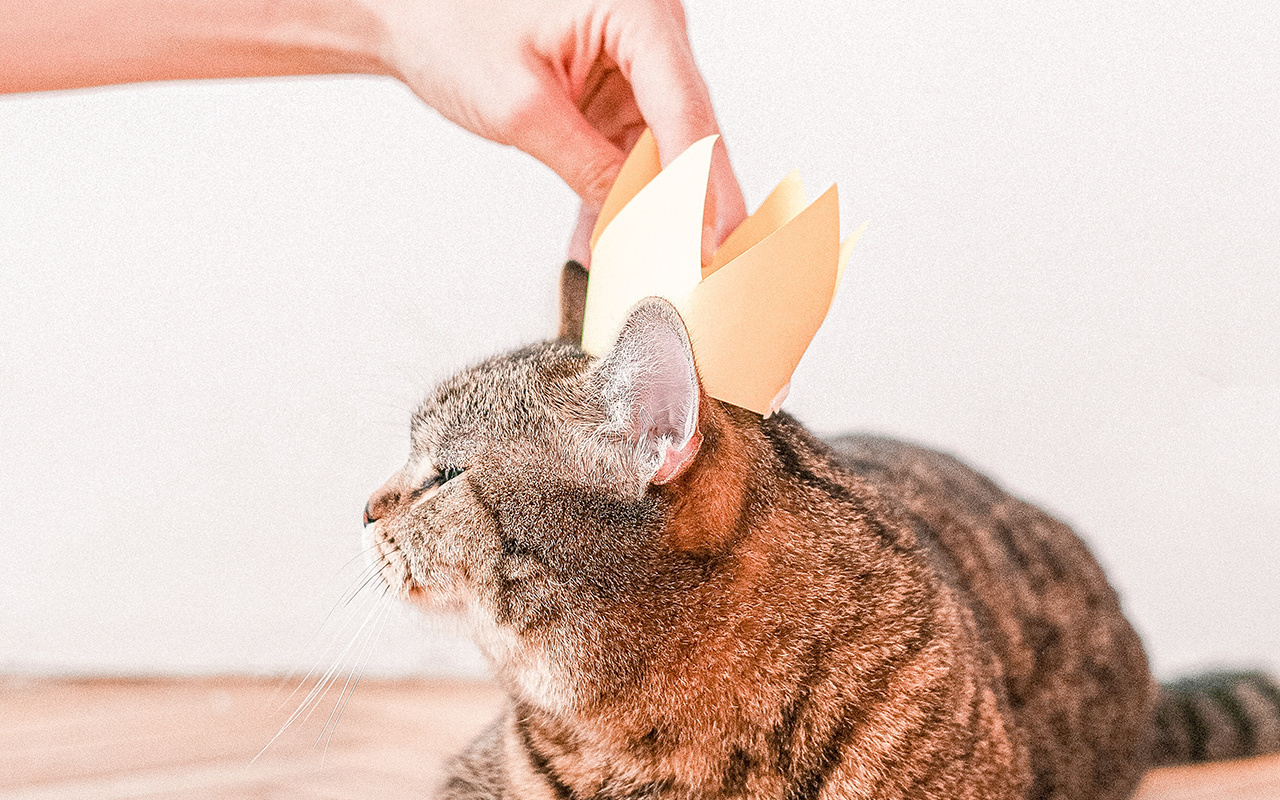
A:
[509,656,578,715]
[393,576,466,614]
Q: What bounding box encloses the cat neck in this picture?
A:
[498,410,941,791]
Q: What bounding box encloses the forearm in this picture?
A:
[2,0,745,238]
[0,0,393,93]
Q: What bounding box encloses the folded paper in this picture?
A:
[582,130,864,416]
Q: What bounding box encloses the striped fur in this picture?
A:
[1150,672,1280,765]
[360,292,1277,800]
[558,260,588,344]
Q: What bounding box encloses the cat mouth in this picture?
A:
[365,525,420,601]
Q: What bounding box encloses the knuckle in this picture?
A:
[485,77,551,146]
[576,150,623,204]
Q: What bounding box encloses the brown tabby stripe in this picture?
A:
[515,713,579,800]
[1249,673,1280,718]
[1151,672,1280,765]
[722,747,755,794]
[988,519,1030,573]
[1205,683,1255,754]
[768,689,802,774]
[1182,696,1212,762]
[1242,675,1280,753]
[767,635,832,775]
[1152,696,1189,764]
[782,624,940,800]
[468,484,527,628]
[859,696,950,799]
[763,421,915,556]
[785,709,857,800]
[516,713,678,800]
[942,682,986,780]
[1243,675,1280,750]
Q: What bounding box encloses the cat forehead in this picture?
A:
[411,342,592,445]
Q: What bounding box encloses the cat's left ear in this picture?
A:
[593,297,703,486]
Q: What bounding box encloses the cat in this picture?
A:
[361,263,1280,799]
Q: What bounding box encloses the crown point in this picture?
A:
[583,133,863,415]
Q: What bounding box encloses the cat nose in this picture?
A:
[364,477,403,527]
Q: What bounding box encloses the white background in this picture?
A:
[2,1,1277,680]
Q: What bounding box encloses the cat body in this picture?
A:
[363,295,1271,800]
[434,419,1148,800]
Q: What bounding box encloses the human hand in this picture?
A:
[1,0,744,264]
[369,0,747,266]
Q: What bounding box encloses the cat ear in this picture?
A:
[593,298,703,485]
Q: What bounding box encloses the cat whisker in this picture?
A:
[270,555,389,703]
[296,597,388,729]
[336,556,392,611]
[317,595,394,761]
[347,559,392,606]
[255,591,388,762]
[273,591,379,710]
[335,543,384,576]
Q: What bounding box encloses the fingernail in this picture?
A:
[701,221,716,267]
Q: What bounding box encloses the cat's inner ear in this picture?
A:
[594,298,703,486]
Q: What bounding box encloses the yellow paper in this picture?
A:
[583,131,865,416]
[704,170,807,278]
[683,186,840,413]
[590,129,662,251]
[580,135,716,356]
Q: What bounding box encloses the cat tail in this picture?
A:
[1149,670,1280,766]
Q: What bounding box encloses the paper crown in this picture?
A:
[581,130,864,416]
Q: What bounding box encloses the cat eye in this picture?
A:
[426,466,464,489]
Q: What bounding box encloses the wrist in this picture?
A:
[245,0,396,79]
[175,0,399,83]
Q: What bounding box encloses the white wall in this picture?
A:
[2,1,1276,681]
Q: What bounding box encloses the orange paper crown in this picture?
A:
[581,131,864,416]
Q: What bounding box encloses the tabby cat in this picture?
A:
[361,263,1280,799]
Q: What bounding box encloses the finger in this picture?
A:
[568,201,597,268]
[707,137,747,258]
[606,2,746,251]
[573,54,648,166]
[608,3,714,160]
[510,71,628,209]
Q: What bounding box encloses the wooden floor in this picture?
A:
[3,677,1280,800]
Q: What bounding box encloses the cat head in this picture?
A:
[364,298,755,710]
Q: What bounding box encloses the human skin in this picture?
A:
[0,0,746,263]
